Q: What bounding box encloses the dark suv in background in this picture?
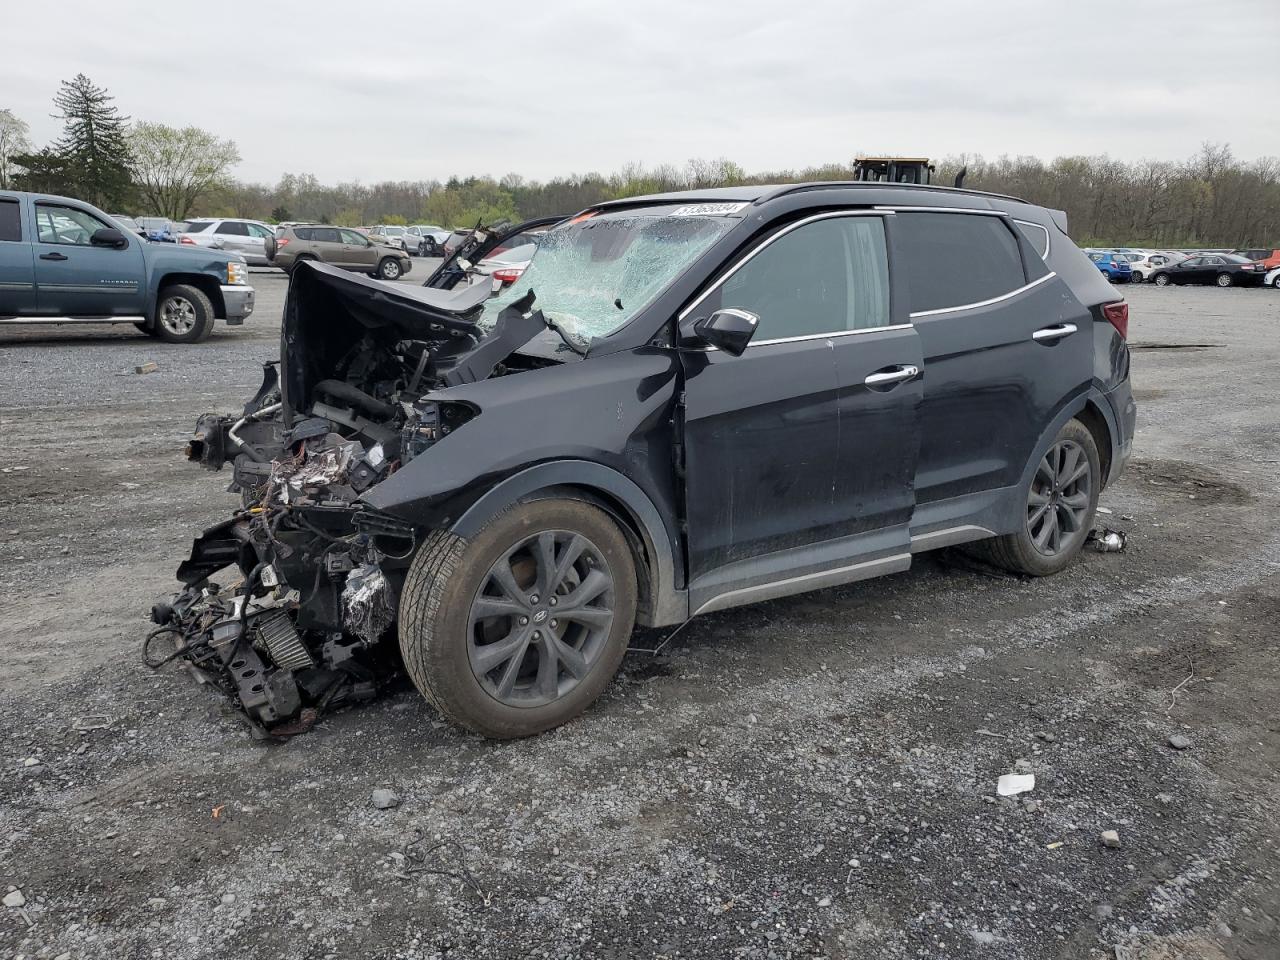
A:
[168,181,1134,739]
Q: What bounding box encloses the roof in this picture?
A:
[593,180,1028,210]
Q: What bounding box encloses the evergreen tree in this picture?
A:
[51,74,133,207]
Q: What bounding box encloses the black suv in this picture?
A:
[164,183,1135,739]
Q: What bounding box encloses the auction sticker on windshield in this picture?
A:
[668,202,749,217]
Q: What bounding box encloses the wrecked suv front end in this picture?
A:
[149,261,559,736]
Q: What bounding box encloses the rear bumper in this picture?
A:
[1103,377,1136,483]
[221,285,255,325]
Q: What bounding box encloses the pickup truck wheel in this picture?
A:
[154,284,215,343]
[377,257,402,281]
[399,499,638,738]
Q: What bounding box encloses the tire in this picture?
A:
[977,419,1100,577]
[1131,271,1144,283]
[1272,275,1280,289]
[153,284,215,343]
[1216,273,1233,288]
[399,499,638,739]
[377,257,402,281]
[1153,273,1170,286]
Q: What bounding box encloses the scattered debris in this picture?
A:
[975,727,1008,739]
[211,804,226,819]
[1166,659,1199,715]
[134,361,159,375]
[1167,734,1193,750]
[1100,830,1122,849]
[371,788,401,810]
[3,889,26,908]
[397,830,489,906]
[1046,841,1064,850]
[72,715,111,731]
[1087,528,1127,552]
[996,773,1035,796]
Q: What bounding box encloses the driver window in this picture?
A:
[716,216,890,341]
[34,203,110,246]
[339,229,368,246]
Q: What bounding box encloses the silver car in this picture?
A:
[178,218,277,265]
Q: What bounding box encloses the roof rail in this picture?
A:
[762,181,1028,205]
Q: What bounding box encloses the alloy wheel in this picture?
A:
[1154,274,1170,286]
[159,296,197,336]
[467,530,615,707]
[1026,439,1092,557]
[381,260,401,280]
[1216,273,1233,288]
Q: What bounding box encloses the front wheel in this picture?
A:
[377,257,402,281]
[978,419,1100,577]
[1216,273,1233,288]
[1153,273,1171,286]
[153,284,215,343]
[399,499,638,738]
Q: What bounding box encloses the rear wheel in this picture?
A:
[153,284,215,343]
[979,419,1100,577]
[1131,271,1144,283]
[1216,272,1233,288]
[399,499,638,738]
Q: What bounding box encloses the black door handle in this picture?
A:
[39,252,68,261]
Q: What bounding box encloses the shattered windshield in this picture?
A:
[476,209,734,343]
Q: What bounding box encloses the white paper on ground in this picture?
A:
[997,773,1036,796]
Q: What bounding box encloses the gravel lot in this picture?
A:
[1,276,1278,960]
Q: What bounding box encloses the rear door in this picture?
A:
[0,195,36,315]
[214,220,254,258]
[890,209,1091,511]
[309,227,344,265]
[31,200,146,316]
[680,212,921,606]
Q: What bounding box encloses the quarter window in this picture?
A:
[895,212,1027,314]
[714,216,890,341]
[1014,220,1050,259]
[34,203,112,246]
[184,221,214,233]
[0,199,21,242]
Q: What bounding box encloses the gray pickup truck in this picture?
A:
[0,191,255,343]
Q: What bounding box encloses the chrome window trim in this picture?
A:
[677,209,895,327]
[909,270,1057,319]
[1012,218,1051,260]
[752,323,913,347]
[872,205,1006,216]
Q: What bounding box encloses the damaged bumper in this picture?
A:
[152,261,551,735]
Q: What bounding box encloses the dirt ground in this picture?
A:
[1,275,1278,960]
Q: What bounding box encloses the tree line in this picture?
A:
[2,77,1276,246]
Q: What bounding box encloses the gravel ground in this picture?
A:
[1,278,1278,960]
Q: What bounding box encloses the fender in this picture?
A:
[450,460,688,627]
[1015,384,1120,502]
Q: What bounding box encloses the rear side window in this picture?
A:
[715,215,890,341]
[215,221,249,236]
[313,228,340,243]
[1013,220,1049,259]
[0,199,21,242]
[185,221,214,233]
[294,228,314,240]
[895,212,1027,314]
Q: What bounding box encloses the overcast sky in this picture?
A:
[3,0,1278,186]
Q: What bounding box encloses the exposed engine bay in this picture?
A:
[148,260,560,737]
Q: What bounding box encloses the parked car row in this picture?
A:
[1083,246,1280,287]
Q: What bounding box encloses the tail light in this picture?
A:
[179,235,195,244]
[492,268,524,285]
[277,237,290,247]
[1102,302,1128,339]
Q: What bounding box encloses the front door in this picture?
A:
[31,200,146,316]
[679,213,921,609]
[339,229,378,270]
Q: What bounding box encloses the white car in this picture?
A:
[368,225,412,254]
[406,224,450,256]
[1264,266,1280,288]
[178,218,276,265]
[1124,251,1185,283]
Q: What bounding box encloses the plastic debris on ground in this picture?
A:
[997,773,1036,796]
[1087,527,1127,552]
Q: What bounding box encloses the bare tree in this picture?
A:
[129,122,240,220]
[0,109,31,189]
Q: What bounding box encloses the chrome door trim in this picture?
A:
[693,552,912,615]
[0,315,148,324]
[908,271,1057,319]
[908,525,996,552]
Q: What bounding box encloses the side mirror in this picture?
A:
[91,227,127,249]
[687,308,760,356]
